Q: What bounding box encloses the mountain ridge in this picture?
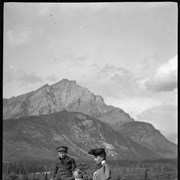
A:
[3,79,134,127]
[119,121,177,158]
[3,111,163,162]
[3,79,177,160]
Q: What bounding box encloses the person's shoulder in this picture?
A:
[102,161,110,168]
[67,155,75,162]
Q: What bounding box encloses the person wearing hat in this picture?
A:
[88,148,111,180]
[52,146,76,180]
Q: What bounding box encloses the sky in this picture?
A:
[3,2,177,144]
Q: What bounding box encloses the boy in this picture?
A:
[52,146,76,180]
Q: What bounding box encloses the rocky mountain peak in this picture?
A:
[54,78,77,86]
[3,79,134,126]
[95,95,105,104]
[36,83,50,92]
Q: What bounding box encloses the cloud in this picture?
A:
[3,70,43,86]
[18,71,43,86]
[6,29,32,47]
[138,55,177,92]
[101,64,128,74]
[3,70,44,98]
[74,56,87,62]
[60,54,87,62]
[137,104,177,144]
[97,64,129,80]
[90,64,133,96]
[104,96,160,120]
[45,75,58,82]
[3,72,13,85]
[80,63,152,99]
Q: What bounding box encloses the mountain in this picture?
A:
[118,121,177,159]
[3,79,134,129]
[3,79,177,160]
[3,111,162,162]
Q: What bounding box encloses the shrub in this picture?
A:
[5,172,19,180]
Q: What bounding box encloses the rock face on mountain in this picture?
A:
[3,79,134,128]
[118,121,177,159]
[3,79,177,160]
[3,111,161,162]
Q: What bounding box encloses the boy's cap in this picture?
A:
[56,146,68,152]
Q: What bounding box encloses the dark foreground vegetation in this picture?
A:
[2,158,177,180]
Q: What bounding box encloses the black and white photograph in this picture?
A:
[3,2,177,180]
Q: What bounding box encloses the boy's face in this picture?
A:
[58,151,67,159]
[94,155,103,164]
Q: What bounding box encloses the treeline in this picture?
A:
[2,158,177,180]
[3,160,54,175]
[3,158,177,174]
[108,158,177,168]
